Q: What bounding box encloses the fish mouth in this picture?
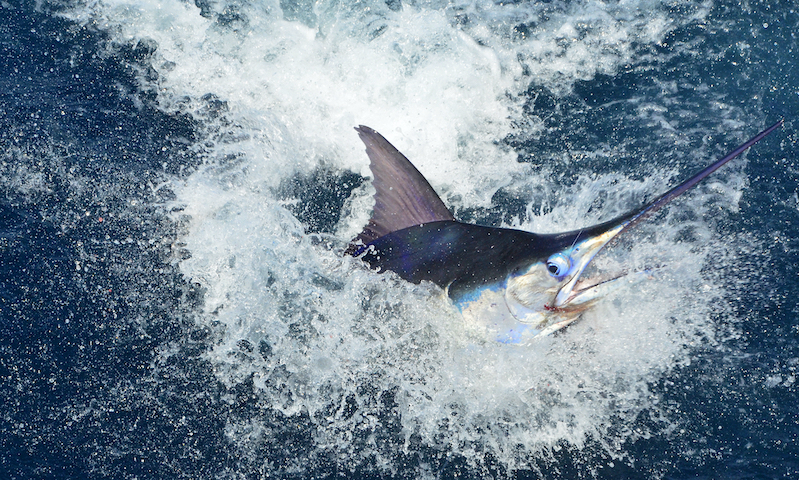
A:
[571,271,628,300]
[525,268,643,339]
[552,223,627,308]
[563,268,644,312]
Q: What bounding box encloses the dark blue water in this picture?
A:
[1,1,797,478]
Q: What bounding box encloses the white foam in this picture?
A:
[62,0,731,473]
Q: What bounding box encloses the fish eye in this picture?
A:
[546,254,571,277]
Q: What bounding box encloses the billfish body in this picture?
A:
[348,121,783,343]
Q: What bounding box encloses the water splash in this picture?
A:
[57,0,744,474]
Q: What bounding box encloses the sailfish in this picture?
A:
[347,120,783,343]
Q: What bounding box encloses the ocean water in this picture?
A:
[1,0,797,478]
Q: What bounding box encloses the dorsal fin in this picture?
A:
[349,126,455,251]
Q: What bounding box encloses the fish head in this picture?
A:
[500,118,785,338]
[504,221,628,337]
